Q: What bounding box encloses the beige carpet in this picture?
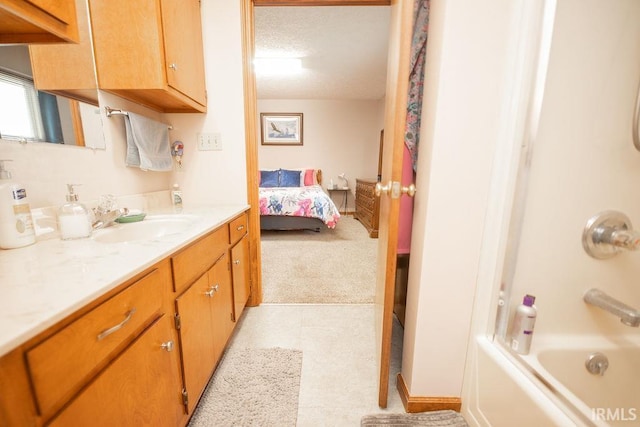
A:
[260,216,378,303]
[188,347,302,426]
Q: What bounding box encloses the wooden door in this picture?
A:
[375,0,415,408]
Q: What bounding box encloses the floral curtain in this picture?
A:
[404,0,430,171]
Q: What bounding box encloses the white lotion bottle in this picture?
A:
[510,294,537,355]
[0,160,36,249]
[58,184,92,240]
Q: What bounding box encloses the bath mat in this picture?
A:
[361,410,469,427]
[188,347,302,427]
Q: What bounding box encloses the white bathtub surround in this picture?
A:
[520,334,640,426]
[0,202,248,357]
[461,0,640,425]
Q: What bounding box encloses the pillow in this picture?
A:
[303,169,316,186]
[260,170,279,187]
[279,169,302,187]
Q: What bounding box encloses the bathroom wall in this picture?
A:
[401,0,522,398]
[165,0,249,208]
[505,0,640,337]
[0,90,171,209]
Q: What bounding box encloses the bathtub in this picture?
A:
[466,335,639,427]
[519,335,640,427]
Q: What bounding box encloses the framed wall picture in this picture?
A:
[260,113,303,145]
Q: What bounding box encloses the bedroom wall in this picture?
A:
[257,99,385,212]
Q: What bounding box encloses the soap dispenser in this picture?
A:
[0,159,36,249]
[58,184,92,240]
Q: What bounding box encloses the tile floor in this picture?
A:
[225,303,406,426]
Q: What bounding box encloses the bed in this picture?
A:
[259,168,341,231]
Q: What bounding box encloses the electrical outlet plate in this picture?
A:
[197,132,222,151]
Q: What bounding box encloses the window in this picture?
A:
[0,70,45,141]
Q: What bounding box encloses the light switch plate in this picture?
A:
[197,133,222,151]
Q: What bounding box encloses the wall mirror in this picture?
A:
[0,0,105,150]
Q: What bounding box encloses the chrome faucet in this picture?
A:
[92,194,127,229]
[584,288,640,327]
[92,207,127,229]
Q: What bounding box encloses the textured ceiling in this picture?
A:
[254,6,391,100]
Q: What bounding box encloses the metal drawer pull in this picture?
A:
[161,341,174,352]
[236,225,245,231]
[233,259,240,265]
[97,308,137,341]
[205,284,219,297]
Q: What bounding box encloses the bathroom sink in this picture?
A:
[91,215,196,243]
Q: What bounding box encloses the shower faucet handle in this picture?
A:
[608,228,640,251]
[582,211,640,259]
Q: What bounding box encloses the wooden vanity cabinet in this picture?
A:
[0,0,79,44]
[88,0,207,113]
[0,211,250,427]
[174,253,234,414]
[48,314,184,427]
[171,222,238,414]
[230,213,250,322]
[0,259,181,426]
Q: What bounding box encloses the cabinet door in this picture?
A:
[89,0,165,90]
[208,253,235,360]
[175,272,216,414]
[231,234,250,322]
[29,0,98,105]
[161,0,206,106]
[0,0,79,43]
[48,315,183,427]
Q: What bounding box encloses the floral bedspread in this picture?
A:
[259,185,340,228]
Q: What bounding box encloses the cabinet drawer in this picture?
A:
[229,213,247,245]
[172,226,229,294]
[26,267,164,417]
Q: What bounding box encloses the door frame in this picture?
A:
[240,0,393,307]
[240,0,411,408]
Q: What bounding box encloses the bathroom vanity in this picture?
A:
[0,205,250,426]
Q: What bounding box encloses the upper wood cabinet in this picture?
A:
[0,0,79,43]
[28,0,98,105]
[88,0,207,113]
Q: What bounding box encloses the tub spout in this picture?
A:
[584,288,640,327]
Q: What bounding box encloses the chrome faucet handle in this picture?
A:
[582,211,640,259]
[609,228,640,251]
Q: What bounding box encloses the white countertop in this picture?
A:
[0,204,249,358]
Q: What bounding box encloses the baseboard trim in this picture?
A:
[396,373,462,413]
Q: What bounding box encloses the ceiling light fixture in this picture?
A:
[254,57,302,75]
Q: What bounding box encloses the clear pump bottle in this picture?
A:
[58,184,92,240]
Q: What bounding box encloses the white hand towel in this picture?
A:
[124,112,172,172]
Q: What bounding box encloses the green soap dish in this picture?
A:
[115,213,147,223]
